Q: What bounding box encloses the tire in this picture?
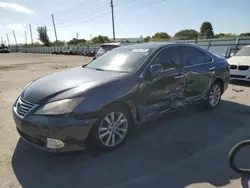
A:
[88,104,132,151]
[204,81,222,109]
[229,140,250,174]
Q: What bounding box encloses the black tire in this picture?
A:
[229,140,250,174]
[88,104,132,151]
[203,81,222,109]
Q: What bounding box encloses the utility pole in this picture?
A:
[52,14,58,42]
[1,36,3,44]
[29,24,33,45]
[110,0,116,42]
[25,31,27,45]
[12,30,17,46]
[6,33,10,46]
[76,33,79,39]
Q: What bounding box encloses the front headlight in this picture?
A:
[34,97,85,115]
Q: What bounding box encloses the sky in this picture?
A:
[0,0,250,45]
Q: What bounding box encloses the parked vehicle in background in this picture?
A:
[93,42,132,60]
[208,46,232,59]
[0,46,10,53]
[228,45,250,81]
[12,42,230,152]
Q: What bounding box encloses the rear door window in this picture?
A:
[180,46,212,66]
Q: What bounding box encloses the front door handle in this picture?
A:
[209,67,216,71]
[174,75,184,79]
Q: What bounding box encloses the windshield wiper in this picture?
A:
[85,66,105,71]
[94,68,105,71]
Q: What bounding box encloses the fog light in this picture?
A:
[46,138,65,149]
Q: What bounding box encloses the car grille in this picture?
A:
[16,98,37,118]
[238,66,249,71]
[230,75,246,79]
[230,65,237,70]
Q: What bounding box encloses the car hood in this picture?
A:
[21,67,127,103]
[228,56,250,66]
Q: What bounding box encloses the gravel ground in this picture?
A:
[0,53,250,188]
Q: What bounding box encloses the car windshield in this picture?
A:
[86,47,153,72]
[234,46,250,56]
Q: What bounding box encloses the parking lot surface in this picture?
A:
[0,53,250,188]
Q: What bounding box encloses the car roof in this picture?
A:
[120,42,180,49]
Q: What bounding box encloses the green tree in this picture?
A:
[144,36,151,42]
[214,33,237,38]
[52,40,65,46]
[239,33,250,37]
[67,38,86,45]
[200,22,214,39]
[37,26,51,46]
[92,35,110,44]
[174,29,199,40]
[152,32,171,40]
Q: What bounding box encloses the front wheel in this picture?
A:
[204,82,222,109]
[88,104,132,151]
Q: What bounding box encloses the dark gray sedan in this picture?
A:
[12,42,230,152]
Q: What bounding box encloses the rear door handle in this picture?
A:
[174,75,184,79]
[209,67,216,71]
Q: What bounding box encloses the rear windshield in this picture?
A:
[234,46,250,56]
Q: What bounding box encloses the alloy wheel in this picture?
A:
[209,84,221,107]
[98,112,128,147]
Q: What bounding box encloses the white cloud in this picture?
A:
[0,2,35,15]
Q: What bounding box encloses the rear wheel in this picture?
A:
[88,104,132,151]
[204,82,222,109]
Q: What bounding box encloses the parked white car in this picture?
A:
[228,45,250,81]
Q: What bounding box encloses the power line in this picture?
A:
[56,12,111,28]
[116,0,167,9]
[55,3,109,22]
[53,0,93,16]
[54,0,106,18]
[114,0,142,6]
[53,5,110,28]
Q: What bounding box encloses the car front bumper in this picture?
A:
[12,108,97,152]
[230,68,250,81]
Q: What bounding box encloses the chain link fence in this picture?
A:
[8,36,250,57]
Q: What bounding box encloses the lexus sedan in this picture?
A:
[12,43,230,152]
[228,45,250,81]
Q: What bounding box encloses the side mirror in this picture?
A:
[150,64,163,77]
[230,52,234,57]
